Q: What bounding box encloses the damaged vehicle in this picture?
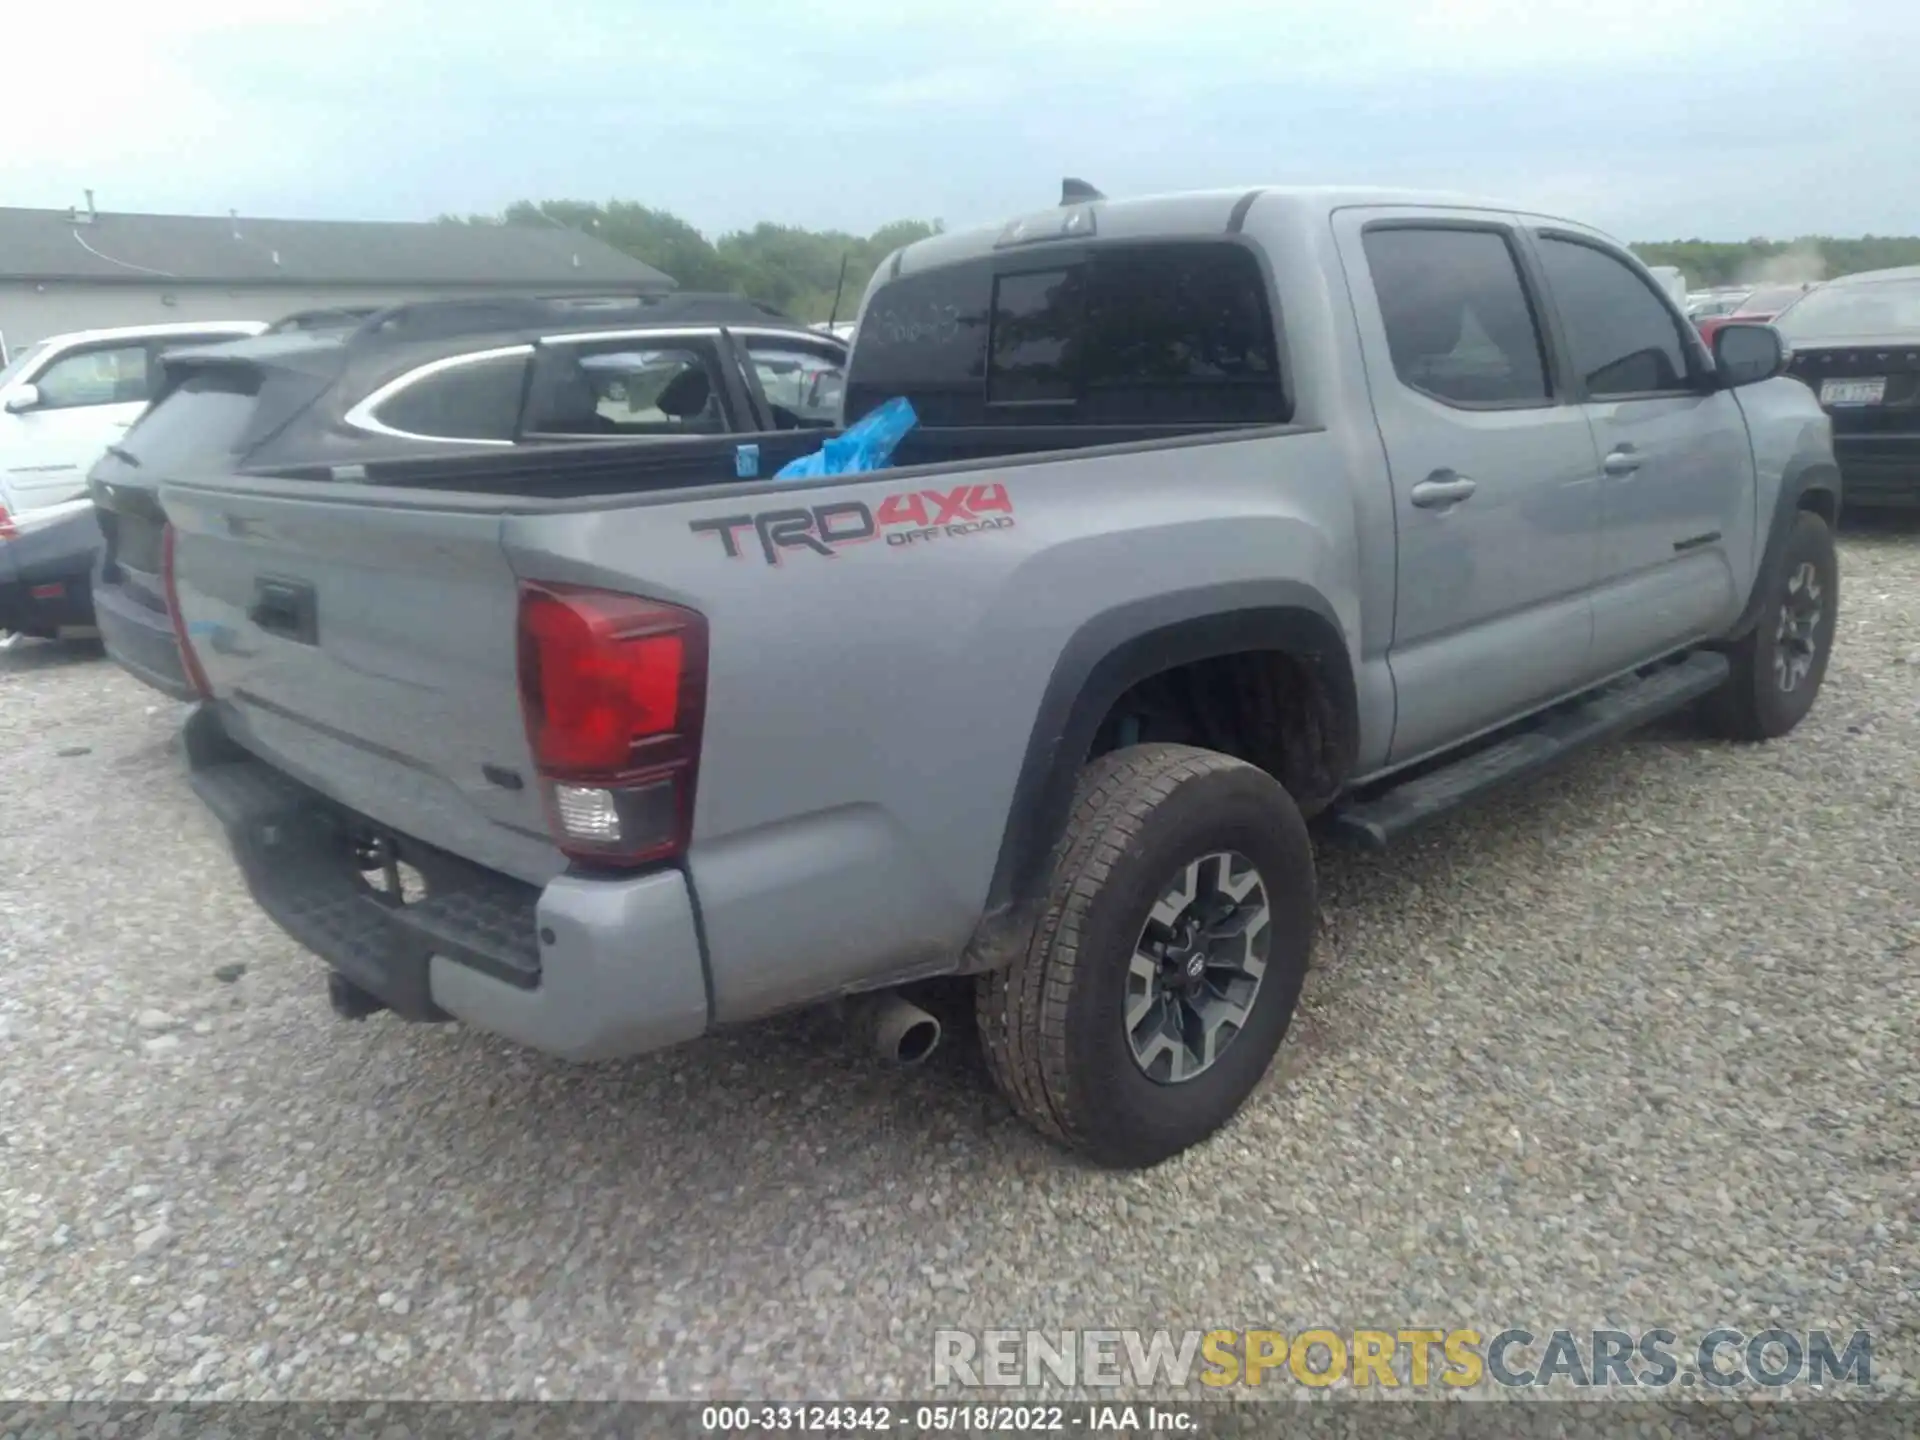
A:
[139,185,1838,1166]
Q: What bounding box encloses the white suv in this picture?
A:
[0,320,266,516]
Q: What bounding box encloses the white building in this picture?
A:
[0,200,673,358]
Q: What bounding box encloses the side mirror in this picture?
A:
[1713,323,1788,388]
[2,383,40,414]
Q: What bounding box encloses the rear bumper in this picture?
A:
[185,705,710,1062]
[0,569,94,634]
[94,571,198,700]
[0,512,99,635]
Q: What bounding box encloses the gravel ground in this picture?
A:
[2,522,1917,1406]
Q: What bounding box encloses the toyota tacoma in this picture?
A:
[121,185,1841,1167]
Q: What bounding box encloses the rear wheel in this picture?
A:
[976,744,1315,1168]
[1706,511,1839,741]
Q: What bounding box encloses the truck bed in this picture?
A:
[248,420,1280,501]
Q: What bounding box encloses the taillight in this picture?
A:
[160,523,214,701]
[516,581,708,868]
[0,505,16,542]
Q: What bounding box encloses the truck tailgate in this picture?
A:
[163,484,560,884]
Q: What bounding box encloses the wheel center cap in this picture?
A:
[1184,953,1207,981]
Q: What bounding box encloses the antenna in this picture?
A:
[1061,177,1105,206]
[826,252,851,329]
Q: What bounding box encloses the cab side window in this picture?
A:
[32,343,152,410]
[1535,236,1693,398]
[524,341,730,437]
[1362,226,1551,407]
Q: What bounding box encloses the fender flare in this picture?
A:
[1724,458,1841,642]
[978,581,1358,926]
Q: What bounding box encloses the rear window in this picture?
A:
[115,371,263,472]
[847,240,1287,428]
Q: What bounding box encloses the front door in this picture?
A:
[1335,209,1606,765]
[1527,230,1758,674]
[1,340,153,511]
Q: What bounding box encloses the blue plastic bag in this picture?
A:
[774,396,918,481]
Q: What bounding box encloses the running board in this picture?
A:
[1329,650,1731,849]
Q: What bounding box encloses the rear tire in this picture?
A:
[976,744,1315,1168]
[1706,510,1839,741]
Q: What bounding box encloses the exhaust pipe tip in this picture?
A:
[854,992,943,1066]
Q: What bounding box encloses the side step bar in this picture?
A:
[1329,650,1731,849]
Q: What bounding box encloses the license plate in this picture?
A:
[1820,377,1886,406]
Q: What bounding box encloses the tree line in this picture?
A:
[444,202,1920,315]
[1629,236,1920,289]
[441,201,941,322]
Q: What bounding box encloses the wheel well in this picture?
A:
[1088,649,1346,815]
[1799,487,1838,527]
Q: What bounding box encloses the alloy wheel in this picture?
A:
[1773,560,1824,693]
[1125,851,1272,1084]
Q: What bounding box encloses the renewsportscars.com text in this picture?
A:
[932,1327,1873,1392]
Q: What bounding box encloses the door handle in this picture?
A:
[248,578,319,645]
[1409,473,1478,509]
[1603,446,1642,477]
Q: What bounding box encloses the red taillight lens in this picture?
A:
[161,523,214,701]
[0,505,16,541]
[517,582,707,867]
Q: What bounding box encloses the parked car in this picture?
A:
[141,185,1838,1167]
[1697,283,1816,349]
[0,321,267,517]
[91,292,848,700]
[1774,265,1920,508]
[1687,287,1750,320]
[1646,265,1688,305]
[0,497,102,642]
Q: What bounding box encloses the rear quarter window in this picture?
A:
[847,239,1288,429]
[367,352,529,443]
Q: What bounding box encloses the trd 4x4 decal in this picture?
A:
[690,482,1014,566]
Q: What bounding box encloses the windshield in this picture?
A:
[0,340,50,390]
[1774,277,1920,340]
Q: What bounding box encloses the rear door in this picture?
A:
[1335,209,1605,764]
[2,340,153,510]
[1527,228,1756,673]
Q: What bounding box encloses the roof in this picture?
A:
[1827,264,1920,287]
[0,206,674,289]
[342,291,802,344]
[891,184,1589,278]
[158,294,840,392]
[21,320,267,350]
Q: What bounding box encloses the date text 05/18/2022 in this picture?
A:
[698,1402,1195,1433]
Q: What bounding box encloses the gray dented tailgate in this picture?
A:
[162,484,562,885]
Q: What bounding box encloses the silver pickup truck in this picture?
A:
[123,186,1840,1167]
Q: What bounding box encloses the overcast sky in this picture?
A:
[13,0,1919,243]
